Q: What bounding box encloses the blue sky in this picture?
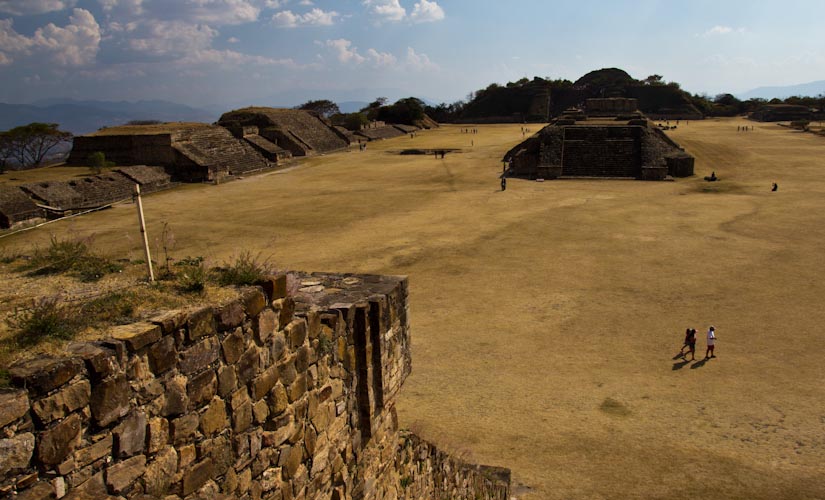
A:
[0,0,823,107]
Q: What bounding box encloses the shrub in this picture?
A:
[80,291,140,325]
[177,262,210,294]
[217,251,270,287]
[24,235,122,281]
[6,296,81,346]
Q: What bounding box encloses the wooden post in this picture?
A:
[134,184,155,282]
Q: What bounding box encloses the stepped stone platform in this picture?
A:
[68,123,273,182]
[218,108,348,157]
[355,125,407,141]
[504,115,694,181]
[0,185,44,229]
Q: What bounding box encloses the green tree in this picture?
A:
[331,112,369,131]
[296,99,340,118]
[88,151,114,175]
[5,123,72,168]
[0,131,13,173]
[643,74,664,85]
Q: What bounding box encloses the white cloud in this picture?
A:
[179,0,260,25]
[129,21,217,56]
[179,48,293,66]
[298,0,312,5]
[33,8,102,66]
[0,51,11,65]
[0,0,76,15]
[700,25,745,37]
[325,38,365,64]
[262,0,287,7]
[98,0,144,14]
[227,36,239,43]
[0,9,101,66]
[363,0,405,22]
[405,46,436,70]
[409,0,443,23]
[273,8,338,27]
[366,48,396,66]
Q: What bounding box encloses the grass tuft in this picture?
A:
[6,296,82,347]
[216,251,270,287]
[23,235,122,282]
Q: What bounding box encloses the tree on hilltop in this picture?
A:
[643,74,664,85]
[297,99,340,118]
[3,123,72,169]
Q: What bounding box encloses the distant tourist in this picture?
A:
[501,177,507,191]
[772,182,778,192]
[704,171,718,182]
[680,328,697,360]
[705,326,716,359]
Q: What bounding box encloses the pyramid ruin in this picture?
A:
[504,99,694,180]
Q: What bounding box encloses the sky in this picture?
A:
[0,0,824,108]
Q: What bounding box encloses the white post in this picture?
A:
[134,184,155,282]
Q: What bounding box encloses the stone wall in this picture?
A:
[0,273,510,500]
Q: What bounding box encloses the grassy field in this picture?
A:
[2,118,824,499]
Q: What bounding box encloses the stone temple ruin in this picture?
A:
[0,273,511,499]
[504,98,694,180]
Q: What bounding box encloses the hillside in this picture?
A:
[457,68,702,122]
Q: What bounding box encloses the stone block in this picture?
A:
[143,446,178,497]
[16,482,55,500]
[113,410,146,458]
[187,306,216,342]
[242,288,267,317]
[187,369,217,410]
[148,335,177,374]
[110,322,161,352]
[237,346,261,385]
[270,331,287,363]
[150,309,187,335]
[37,413,81,465]
[253,309,277,345]
[237,467,252,495]
[63,472,110,499]
[0,389,30,428]
[259,275,287,302]
[278,358,297,386]
[9,357,84,397]
[201,434,232,476]
[171,413,200,445]
[31,380,91,426]
[74,433,112,467]
[253,400,269,424]
[147,417,169,454]
[66,343,119,380]
[285,320,307,349]
[251,365,279,401]
[179,337,220,375]
[89,374,130,427]
[272,298,295,330]
[295,346,309,374]
[221,328,245,365]
[162,375,189,417]
[200,397,227,437]
[306,310,321,341]
[217,366,237,398]
[105,454,146,494]
[216,301,245,331]
[269,383,289,416]
[178,443,196,470]
[182,458,214,496]
[233,401,253,434]
[0,432,35,475]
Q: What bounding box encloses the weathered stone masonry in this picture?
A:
[1,273,510,500]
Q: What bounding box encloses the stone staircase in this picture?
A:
[172,126,271,176]
[560,127,641,178]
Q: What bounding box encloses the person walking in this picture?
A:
[501,176,507,191]
[705,326,716,359]
[680,328,696,360]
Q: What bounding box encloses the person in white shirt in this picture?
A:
[705,326,716,359]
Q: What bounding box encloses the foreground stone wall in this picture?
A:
[1,273,510,500]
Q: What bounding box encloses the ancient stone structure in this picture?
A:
[585,98,638,116]
[749,104,813,122]
[0,186,44,229]
[0,273,510,500]
[68,123,273,182]
[504,116,694,180]
[218,108,349,157]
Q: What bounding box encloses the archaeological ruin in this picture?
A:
[749,104,813,122]
[0,273,511,500]
[504,99,694,180]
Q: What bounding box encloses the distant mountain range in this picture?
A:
[738,80,825,100]
[0,99,218,135]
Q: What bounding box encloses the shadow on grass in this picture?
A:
[690,358,709,369]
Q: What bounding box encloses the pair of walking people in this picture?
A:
[680,326,716,361]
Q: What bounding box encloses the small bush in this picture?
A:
[177,262,210,294]
[6,296,81,346]
[318,333,334,355]
[24,235,122,281]
[80,291,140,325]
[217,251,270,287]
